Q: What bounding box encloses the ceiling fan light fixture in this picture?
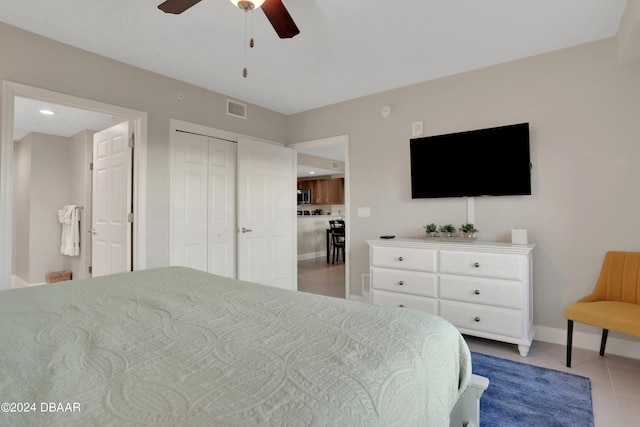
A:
[230,0,265,11]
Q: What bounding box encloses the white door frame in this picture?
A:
[0,81,148,288]
[289,135,350,298]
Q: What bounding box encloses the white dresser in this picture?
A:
[368,238,535,356]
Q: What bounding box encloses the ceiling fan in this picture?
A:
[158,0,300,39]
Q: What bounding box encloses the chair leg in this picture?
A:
[600,329,609,357]
[567,320,574,368]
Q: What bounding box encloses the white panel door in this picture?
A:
[170,131,237,277]
[237,138,295,290]
[92,122,131,277]
[208,138,237,277]
[170,132,208,271]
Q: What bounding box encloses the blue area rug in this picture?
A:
[472,352,594,427]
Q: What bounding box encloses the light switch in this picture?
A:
[357,207,371,217]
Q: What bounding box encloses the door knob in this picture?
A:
[89,229,97,235]
[240,227,253,233]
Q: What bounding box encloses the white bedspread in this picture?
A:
[0,267,471,426]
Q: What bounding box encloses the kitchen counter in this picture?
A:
[297,215,342,259]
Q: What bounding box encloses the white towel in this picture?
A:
[59,205,80,256]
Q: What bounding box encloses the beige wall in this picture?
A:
[0,22,289,270]
[13,133,69,283]
[287,37,640,338]
[3,20,640,345]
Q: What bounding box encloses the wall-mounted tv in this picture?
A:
[410,122,532,199]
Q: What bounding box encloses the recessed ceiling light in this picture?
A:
[309,171,315,174]
[39,109,55,115]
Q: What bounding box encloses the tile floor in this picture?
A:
[298,258,640,427]
[298,257,346,299]
[466,336,640,427]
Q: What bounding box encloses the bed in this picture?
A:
[0,267,486,426]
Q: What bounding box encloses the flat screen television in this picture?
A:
[410,122,531,199]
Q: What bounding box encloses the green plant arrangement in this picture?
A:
[439,224,456,237]
[423,223,438,236]
[459,223,478,238]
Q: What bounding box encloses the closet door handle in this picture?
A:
[89,229,97,235]
[240,227,253,233]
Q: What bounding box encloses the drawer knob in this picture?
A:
[474,290,480,295]
[473,262,480,268]
[398,281,404,286]
[399,304,405,308]
[474,317,481,322]
[398,257,404,261]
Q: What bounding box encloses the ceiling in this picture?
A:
[13,97,112,142]
[0,0,628,116]
[296,142,345,178]
[12,96,341,177]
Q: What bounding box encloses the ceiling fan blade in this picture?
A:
[158,0,203,14]
[261,0,300,39]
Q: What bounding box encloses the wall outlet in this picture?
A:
[357,207,370,217]
[412,121,424,137]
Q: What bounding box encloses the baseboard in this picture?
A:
[348,290,370,303]
[11,275,28,288]
[297,252,327,261]
[535,324,640,360]
[11,275,45,288]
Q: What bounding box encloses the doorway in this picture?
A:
[290,135,350,299]
[0,81,148,289]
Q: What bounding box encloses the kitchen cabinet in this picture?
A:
[298,180,314,192]
[368,238,535,357]
[298,178,344,204]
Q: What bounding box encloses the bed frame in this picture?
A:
[450,374,490,427]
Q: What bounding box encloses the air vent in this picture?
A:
[227,99,247,119]
[331,161,339,170]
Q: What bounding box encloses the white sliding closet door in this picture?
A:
[237,138,295,290]
[170,131,236,278]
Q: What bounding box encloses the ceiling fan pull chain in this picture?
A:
[243,10,248,78]
[250,10,255,48]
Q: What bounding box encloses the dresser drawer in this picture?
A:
[439,251,523,280]
[372,290,438,315]
[371,246,436,272]
[440,276,522,309]
[440,300,523,338]
[371,267,437,297]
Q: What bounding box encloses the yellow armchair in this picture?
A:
[565,251,640,367]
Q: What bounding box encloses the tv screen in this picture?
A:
[410,123,531,198]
